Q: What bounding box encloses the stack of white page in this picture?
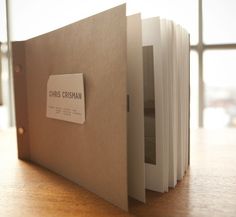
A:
[127,16,190,202]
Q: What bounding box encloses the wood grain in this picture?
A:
[1,128,236,217]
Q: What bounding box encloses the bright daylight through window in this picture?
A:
[1,0,236,129]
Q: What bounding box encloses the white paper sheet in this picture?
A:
[46,73,85,124]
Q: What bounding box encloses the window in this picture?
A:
[192,0,236,128]
[0,0,12,128]
[190,51,199,128]
[204,50,236,128]
[6,0,236,128]
[203,0,236,44]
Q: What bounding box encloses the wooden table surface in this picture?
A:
[1,128,236,217]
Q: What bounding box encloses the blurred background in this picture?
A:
[1,0,236,129]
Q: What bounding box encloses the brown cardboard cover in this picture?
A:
[12,5,128,210]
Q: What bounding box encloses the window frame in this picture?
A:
[0,0,14,126]
[191,0,236,127]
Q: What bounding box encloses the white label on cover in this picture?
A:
[46,73,85,124]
